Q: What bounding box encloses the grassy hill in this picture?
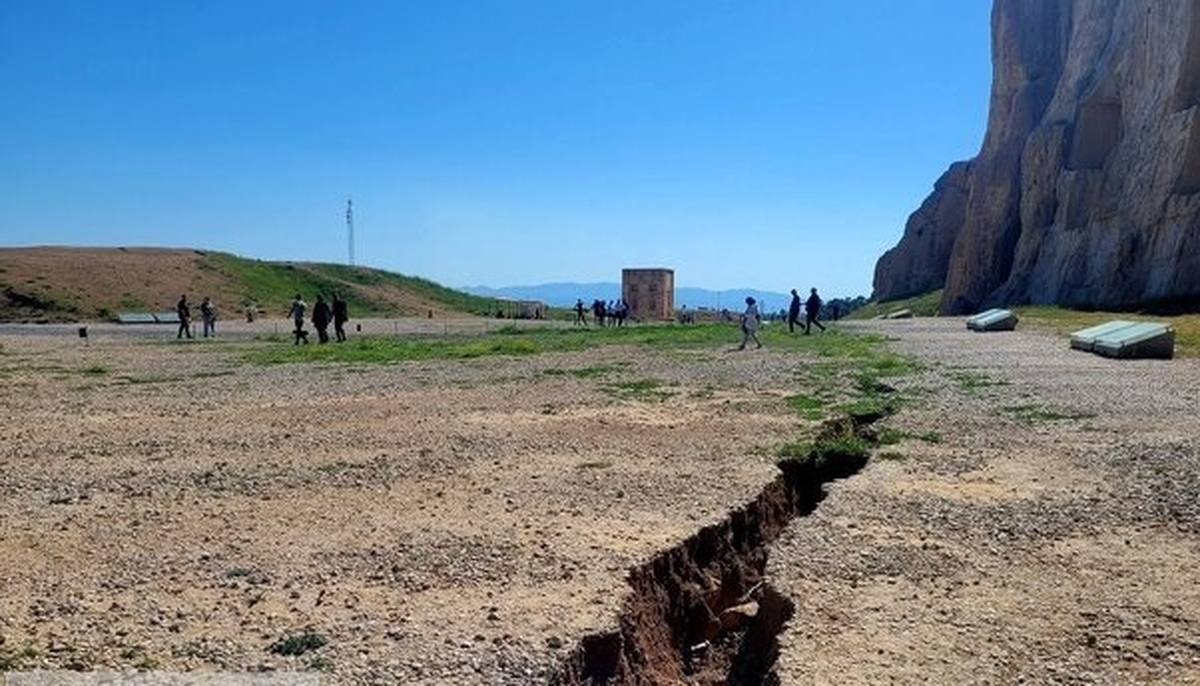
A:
[0,246,498,322]
[847,290,944,319]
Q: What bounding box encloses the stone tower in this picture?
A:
[621,268,674,320]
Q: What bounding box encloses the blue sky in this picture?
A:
[0,1,992,298]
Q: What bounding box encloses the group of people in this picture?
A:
[172,293,351,344]
[573,298,629,327]
[175,294,218,339]
[289,293,349,345]
[787,287,827,335]
[738,287,826,350]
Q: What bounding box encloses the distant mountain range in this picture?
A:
[462,282,794,312]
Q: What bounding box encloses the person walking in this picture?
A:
[289,294,308,345]
[312,295,332,344]
[805,287,827,334]
[199,296,217,338]
[737,296,763,350]
[787,289,803,333]
[574,299,587,326]
[176,294,193,339]
[332,292,349,342]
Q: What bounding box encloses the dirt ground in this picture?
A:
[0,319,808,684]
[773,318,1200,685]
[2,317,1199,685]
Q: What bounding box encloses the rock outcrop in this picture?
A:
[873,0,1200,314]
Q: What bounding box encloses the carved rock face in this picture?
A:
[874,0,1200,314]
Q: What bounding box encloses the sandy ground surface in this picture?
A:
[0,319,811,684]
[773,318,1200,685]
[4,317,1200,685]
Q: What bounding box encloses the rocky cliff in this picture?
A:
[873,0,1200,314]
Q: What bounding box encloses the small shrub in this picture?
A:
[269,632,328,656]
[576,460,613,470]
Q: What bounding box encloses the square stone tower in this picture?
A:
[621,268,675,320]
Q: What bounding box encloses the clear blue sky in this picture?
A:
[0,1,992,299]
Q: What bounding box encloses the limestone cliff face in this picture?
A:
[874,0,1200,313]
[872,161,972,300]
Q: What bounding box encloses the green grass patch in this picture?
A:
[79,363,109,376]
[246,323,750,365]
[200,252,497,317]
[876,426,907,445]
[785,393,827,420]
[777,432,871,463]
[602,377,676,402]
[246,334,553,364]
[848,289,944,319]
[224,566,253,579]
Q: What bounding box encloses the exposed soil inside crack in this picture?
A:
[553,414,882,685]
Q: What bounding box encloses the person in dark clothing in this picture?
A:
[312,295,332,344]
[199,296,217,338]
[805,287,826,334]
[574,299,587,326]
[787,289,803,333]
[289,294,308,345]
[332,293,349,342]
[176,295,193,339]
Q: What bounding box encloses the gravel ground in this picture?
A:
[772,317,1200,685]
[6,317,1198,685]
[0,320,814,684]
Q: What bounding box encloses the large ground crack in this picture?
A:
[553,413,884,685]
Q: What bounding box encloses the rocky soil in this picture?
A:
[0,319,812,684]
[773,318,1200,684]
[3,317,1199,685]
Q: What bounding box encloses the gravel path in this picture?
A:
[772,317,1200,685]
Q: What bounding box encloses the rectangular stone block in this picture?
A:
[966,309,1017,332]
[153,311,181,324]
[116,312,158,324]
[1091,322,1175,359]
[1068,320,1137,351]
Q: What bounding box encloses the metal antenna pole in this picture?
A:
[346,199,355,266]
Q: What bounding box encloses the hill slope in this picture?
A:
[0,246,497,322]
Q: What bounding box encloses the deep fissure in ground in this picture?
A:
[553,413,884,685]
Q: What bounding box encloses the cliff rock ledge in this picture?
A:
[874,0,1200,314]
